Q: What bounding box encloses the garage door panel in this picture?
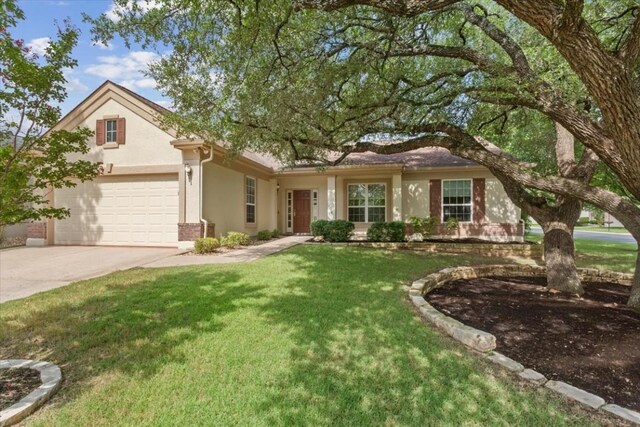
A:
[55,175,178,246]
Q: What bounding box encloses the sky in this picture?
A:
[13,0,168,115]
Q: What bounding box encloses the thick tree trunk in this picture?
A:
[628,251,640,312]
[542,222,583,295]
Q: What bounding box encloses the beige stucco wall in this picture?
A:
[202,162,276,238]
[485,177,520,223]
[402,179,430,219]
[401,169,520,223]
[67,98,180,166]
[276,175,328,232]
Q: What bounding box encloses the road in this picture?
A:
[529,227,637,244]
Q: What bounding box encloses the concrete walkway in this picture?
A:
[143,235,310,268]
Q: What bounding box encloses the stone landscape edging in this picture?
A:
[305,240,543,258]
[0,359,62,427]
[409,265,639,425]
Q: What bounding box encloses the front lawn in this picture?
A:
[1,246,596,426]
[574,225,630,234]
[527,234,638,274]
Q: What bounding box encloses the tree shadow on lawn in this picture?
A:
[0,267,260,404]
[254,246,590,426]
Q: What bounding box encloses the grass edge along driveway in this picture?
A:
[1,245,603,426]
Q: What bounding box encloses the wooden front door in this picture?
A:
[293,190,311,233]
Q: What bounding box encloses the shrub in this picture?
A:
[221,231,250,248]
[577,217,590,226]
[311,219,330,237]
[324,220,354,242]
[367,221,406,242]
[408,216,439,236]
[257,229,272,241]
[445,217,460,231]
[194,237,220,254]
[271,229,280,238]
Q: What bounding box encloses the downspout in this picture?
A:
[199,145,214,237]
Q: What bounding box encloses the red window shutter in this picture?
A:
[473,178,486,223]
[95,119,105,146]
[116,118,126,145]
[429,179,441,222]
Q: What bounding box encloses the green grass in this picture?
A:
[1,246,596,426]
[527,234,637,273]
[574,225,630,234]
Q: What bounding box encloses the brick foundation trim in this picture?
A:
[178,223,215,241]
[27,222,47,239]
[178,223,202,241]
[434,223,524,238]
[405,222,524,238]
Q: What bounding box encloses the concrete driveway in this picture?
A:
[0,246,179,303]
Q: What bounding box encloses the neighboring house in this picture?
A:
[26,81,523,248]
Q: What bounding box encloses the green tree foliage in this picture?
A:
[0,1,97,228]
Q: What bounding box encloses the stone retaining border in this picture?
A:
[304,241,543,258]
[0,359,62,426]
[409,265,639,425]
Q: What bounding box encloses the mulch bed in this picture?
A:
[182,237,283,256]
[426,276,640,411]
[0,368,42,411]
[0,237,26,249]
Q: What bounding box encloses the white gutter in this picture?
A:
[200,145,214,237]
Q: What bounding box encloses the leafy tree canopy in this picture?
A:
[0,0,97,228]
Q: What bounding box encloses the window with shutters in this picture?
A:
[442,179,472,222]
[105,120,117,143]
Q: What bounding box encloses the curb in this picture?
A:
[0,359,63,426]
[409,265,639,425]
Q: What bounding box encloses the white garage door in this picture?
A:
[55,174,179,246]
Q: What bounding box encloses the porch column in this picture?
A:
[327,175,336,220]
[178,149,204,248]
[270,178,278,230]
[392,174,403,221]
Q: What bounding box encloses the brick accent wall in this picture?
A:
[405,222,523,239]
[435,223,524,238]
[178,223,216,241]
[472,178,486,224]
[429,179,441,221]
[27,221,47,239]
[178,223,202,241]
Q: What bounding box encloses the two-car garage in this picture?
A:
[53,174,179,247]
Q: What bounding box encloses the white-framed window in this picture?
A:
[105,119,117,143]
[442,179,472,222]
[245,176,256,224]
[347,183,386,223]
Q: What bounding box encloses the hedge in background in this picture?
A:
[257,230,273,241]
[194,237,221,254]
[221,231,250,248]
[367,221,406,242]
[311,219,330,237]
[311,219,354,242]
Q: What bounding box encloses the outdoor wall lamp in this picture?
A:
[184,163,193,177]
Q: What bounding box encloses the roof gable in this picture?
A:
[49,80,177,138]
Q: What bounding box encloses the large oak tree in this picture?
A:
[90,0,640,309]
